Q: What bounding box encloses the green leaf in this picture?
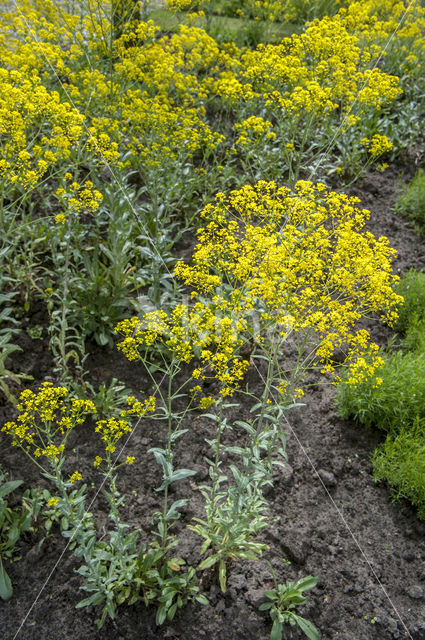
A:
[97,606,109,630]
[200,413,219,422]
[168,468,197,484]
[106,598,115,620]
[237,551,264,561]
[0,558,13,601]
[286,593,306,605]
[76,592,105,608]
[234,420,256,435]
[270,618,283,640]
[297,576,318,592]
[166,499,188,520]
[226,446,245,455]
[149,448,167,468]
[200,537,212,555]
[195,594,209,606]
[167,602,178,620]
[96,332,110,346]
[295,615,321,640]
[249,402,264,413]
[218,558,227,593]
[0,480,23,499]
[198,554,219,570]
[156,604,167,626]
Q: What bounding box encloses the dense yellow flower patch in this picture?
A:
[1,382,96,462]
[115,302,250,395]
[174,180,402,380]
[1,0,421,191]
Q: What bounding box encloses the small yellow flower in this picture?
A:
[277,381,288,395]
[55,214,66,224]
[125,456,135,465]
[93,456,102,467]
[69,471,82,484]
[199,396,214,409]
[48,497,59,507]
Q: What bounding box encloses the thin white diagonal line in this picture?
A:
[247,352,414,640]
[12,368,168,640]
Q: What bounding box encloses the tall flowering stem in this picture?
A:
[2,382,96,483]
[2,382,97,538]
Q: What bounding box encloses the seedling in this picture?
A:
[259,562,320,640]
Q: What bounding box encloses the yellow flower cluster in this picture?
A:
[0,69,85,189]
[234,116,276,148]
[115,303,250,395]
[0,65,118,196]
[0,3,120,196]
[119,395,156,418]
[360,134,394,156]
[56,178,103,215]
[174,180,403,382]
[1,0,420,185]
[93,394,155,466]
[95,418,132,454]
[1,382,96,463]
[199,396,215,409]
[338,0,425,76]
[237,17,401,118]
[115,313,169,360]
[69,471,83,484]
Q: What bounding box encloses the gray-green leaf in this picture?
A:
[270,617,283,640]
[0,558,13,601]
[295,615,321,640]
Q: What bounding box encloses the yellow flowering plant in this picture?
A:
[1,379,206,628]
[2,382,96,471]
[226,15,402,184]
[114,302,248,556]
[1,381,97,546]
[117,179,399,605]
[175,180,401,382]
[115,178,402,595]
